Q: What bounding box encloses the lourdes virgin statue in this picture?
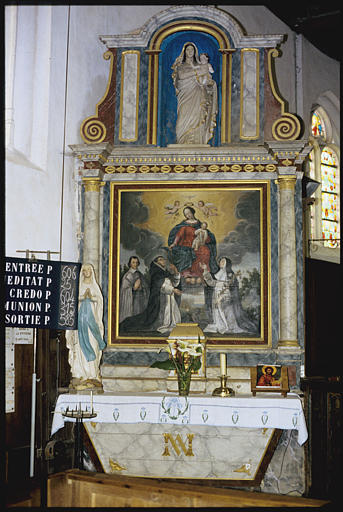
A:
[172,42,218,144]
[66,264,106,390]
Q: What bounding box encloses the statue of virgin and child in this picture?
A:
[172,42,218,145]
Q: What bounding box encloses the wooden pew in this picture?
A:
[48,469,330,508]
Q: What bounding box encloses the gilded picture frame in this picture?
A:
[108,180,271,347]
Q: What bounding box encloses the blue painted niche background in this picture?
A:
[158,31,221,147]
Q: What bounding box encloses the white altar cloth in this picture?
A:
[51,392,308,445]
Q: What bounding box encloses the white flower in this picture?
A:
[169,340,203,357]
[186,343,203,357]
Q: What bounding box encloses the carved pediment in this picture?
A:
[80,5,302,147]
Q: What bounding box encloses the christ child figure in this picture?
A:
[192,221,209,251]
[196,53,215,86]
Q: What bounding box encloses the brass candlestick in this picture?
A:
[212,375,235,397]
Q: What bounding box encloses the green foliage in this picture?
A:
[239,268,260,300]
[150,359,174,370]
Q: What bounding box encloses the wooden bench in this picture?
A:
[48,469,330,508]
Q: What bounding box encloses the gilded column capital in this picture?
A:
[82,177,105,192]
[275,174,297,191]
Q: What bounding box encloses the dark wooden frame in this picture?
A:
[250,366,289,397]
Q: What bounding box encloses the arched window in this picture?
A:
[306,107,340,263]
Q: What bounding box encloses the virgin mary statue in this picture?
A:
[66,263,106,390]
[172,42,218,144]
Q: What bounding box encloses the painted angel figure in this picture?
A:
[197,200,218,217]
[164,200,181,218]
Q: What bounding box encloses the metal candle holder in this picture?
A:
[212,375,235,397]
[61,402,97,469]
[61,402,97,420]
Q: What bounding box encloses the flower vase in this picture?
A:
[177,372,191,396]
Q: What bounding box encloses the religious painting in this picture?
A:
[108,181,271,347]
[250,365,289,397]
[256,365,282,388]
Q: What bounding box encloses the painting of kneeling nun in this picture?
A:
[120,256,182,334]
[200,258,258,335]
[119,256,148,323]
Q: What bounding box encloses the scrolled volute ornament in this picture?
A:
[80,116,107,144]
[272,112,301,141]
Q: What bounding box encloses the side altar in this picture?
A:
[52,391,307,489]
[64,5,311,497]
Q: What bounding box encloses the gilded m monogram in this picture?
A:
[162,433,194,457]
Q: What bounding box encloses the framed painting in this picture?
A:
[108,180,271,347]
[250,365,289,397]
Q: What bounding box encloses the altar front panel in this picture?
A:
[85,422,278,481]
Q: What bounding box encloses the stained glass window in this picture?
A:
[320,147,339,248]
[308,150,316,237]
[311,111,325,138]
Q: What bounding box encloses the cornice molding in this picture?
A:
[99,5,284,49]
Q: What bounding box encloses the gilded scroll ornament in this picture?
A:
[233,462,252,475]
[109,458,126,472]
[81,117,107,144]
[271,113,301,141]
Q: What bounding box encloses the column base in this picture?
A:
[277,339,300,348]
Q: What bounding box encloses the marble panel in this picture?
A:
[241,50,258,138]
[270,181,279,347]
[295,180,304,348]
[101,182,110,342]
[119,51,139,142]
[85,422,276,481]
[261,429,305,496]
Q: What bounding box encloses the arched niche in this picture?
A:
[146,21,232,146]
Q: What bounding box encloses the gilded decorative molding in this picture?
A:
[219,49,236,144]
[277,339,300,348]
[103,163,277,174]
[148,20,230,51]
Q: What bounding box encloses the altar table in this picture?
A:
[51,392,307,483]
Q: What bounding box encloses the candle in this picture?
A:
[220,353,227,376]
[91,391,93,412]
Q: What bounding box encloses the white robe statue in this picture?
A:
[172,42,218,145]
[66,263,106,390]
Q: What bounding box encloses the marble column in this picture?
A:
[276,174,299,348]
[81,171,104,281]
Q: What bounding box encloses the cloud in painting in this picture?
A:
[120,192,166,265]
[218,191,260,265]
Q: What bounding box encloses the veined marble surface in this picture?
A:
[241,50,258,138]
[85,422,276,480]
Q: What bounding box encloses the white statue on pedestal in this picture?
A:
[172,42,218,144]
[66,263,106,390]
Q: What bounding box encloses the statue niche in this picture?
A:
[158,31,221,147]
[171,41,218,145]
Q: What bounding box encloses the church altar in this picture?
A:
[52,392,307,484]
